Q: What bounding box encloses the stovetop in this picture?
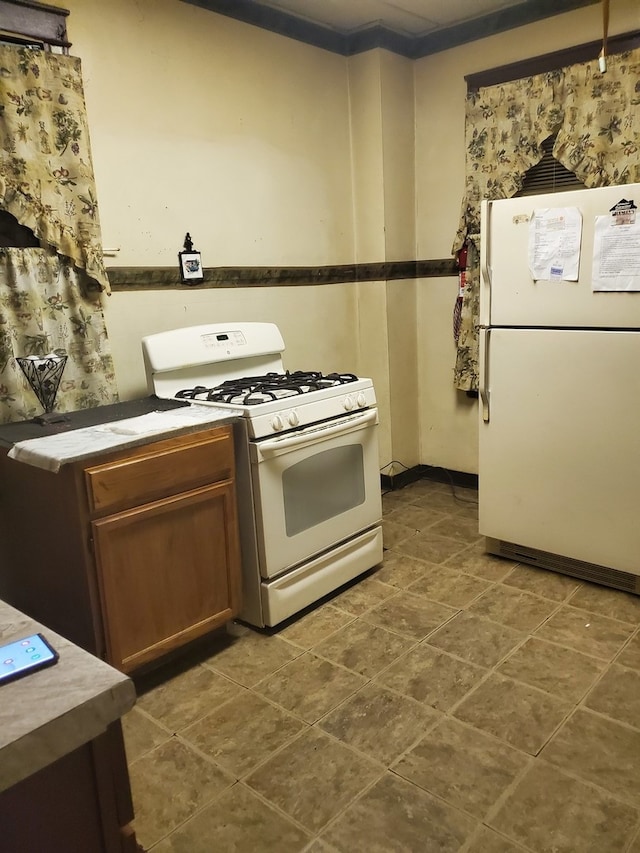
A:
[166,373,376,440]
[141,323,376,439]
[175,370,359,406]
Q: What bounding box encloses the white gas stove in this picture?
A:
[141,323,383,628]
[142,323,377,439]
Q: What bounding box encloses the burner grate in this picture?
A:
[175,370,358,405]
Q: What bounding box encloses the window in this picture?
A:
[518,135,585,197]
[0,210,39,248]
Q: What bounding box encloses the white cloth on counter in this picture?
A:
[100,411,199,435]
[8,405,233,472]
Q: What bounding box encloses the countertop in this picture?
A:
[0,397,238,472]
[0,396,188,447]
[0,598,136,793]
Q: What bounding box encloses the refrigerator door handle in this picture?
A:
[479,328,491,422]
[480,200,491,327]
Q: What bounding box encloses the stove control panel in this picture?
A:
[271,410,301,431]
[246,380,376,439]
[343,394,368,411]
[201,330,247,350]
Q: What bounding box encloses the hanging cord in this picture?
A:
[599,0,609,72]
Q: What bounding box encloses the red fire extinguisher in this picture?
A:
[453,242,468,342]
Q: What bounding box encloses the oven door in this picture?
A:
[249,408,382,579]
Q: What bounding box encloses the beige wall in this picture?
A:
[48,0,640,475]
[57,0,362,402]
[347,51,392,465]
[379,52,420,471]
[348,50,419,471]
[74,0,356,267]
[63,0,422,472]
[414,0,640,474]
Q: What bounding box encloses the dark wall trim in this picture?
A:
[466,29,640,90]
[182,0,347,54]
[412,0,599,59]
[181,0,597,59]
[381,464,478,492]
[107,258,457,291]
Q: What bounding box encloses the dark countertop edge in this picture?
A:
[0,397,190,449]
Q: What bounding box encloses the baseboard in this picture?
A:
[380,466,423,491]
[380,464,478,492]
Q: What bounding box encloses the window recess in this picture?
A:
[0,0,70,52]
[518,135,586,197]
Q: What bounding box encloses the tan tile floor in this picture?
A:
[123,479,640,853]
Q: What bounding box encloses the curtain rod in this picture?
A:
[466,28,639,90]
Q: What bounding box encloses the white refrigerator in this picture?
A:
[479,183,640,594]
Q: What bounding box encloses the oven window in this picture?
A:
[282,445,365,537]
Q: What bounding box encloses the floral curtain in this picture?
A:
[555,50,640,187]
[452,69,562,391]
[453,48,640,391]
[0,43,109,293]
[0,43,118,423]
[0,248,118,423]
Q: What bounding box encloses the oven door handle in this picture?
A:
[257,409,378,457]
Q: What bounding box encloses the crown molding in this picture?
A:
[181,0,599,58]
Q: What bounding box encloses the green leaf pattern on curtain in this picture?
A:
[453,49,640,391]
[555,50,640,188]
[0,248,118,423]
[0,44,110,293]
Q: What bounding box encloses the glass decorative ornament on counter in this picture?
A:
[16,353,69,424]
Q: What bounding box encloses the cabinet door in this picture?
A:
[0,723,137,853]
[92,480,241,672]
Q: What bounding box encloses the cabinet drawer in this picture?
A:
[84,425,234,514]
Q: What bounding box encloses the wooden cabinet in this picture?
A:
[1,723,137,853]
[92,481,239,672]
[0,424,242,673]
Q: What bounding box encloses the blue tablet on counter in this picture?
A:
[0,633,59,685]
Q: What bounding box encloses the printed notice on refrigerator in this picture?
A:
[528,207,582,281]
[592,214,640,291]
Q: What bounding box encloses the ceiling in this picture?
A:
[182,0,600,57]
